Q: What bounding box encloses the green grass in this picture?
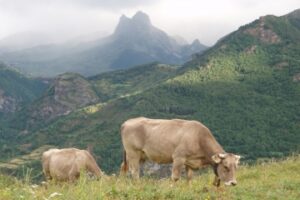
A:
[0,155,299,200]
[89,62,178,102]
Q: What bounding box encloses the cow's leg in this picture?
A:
[127,151,141,179]
[185,166,193,182]
[129,158,140,179]
[171,157,185,181]
[212,165,220,187]
[43,169,52,181]
[68,165,80,182]
[213,176,221,187]
[42,160,52,181]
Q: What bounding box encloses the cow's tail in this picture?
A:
[120,150,128,176]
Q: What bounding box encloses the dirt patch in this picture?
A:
[244,45,257,54]
[292,73,300,82]
[244,17,281,44]
[275,62,289,69]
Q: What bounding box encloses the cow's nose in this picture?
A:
[231,181,237,186]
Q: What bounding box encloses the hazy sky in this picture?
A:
[0,0,299,45]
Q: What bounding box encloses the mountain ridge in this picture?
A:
[0,62,48,114]
[0,11,207,77]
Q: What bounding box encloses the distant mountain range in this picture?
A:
[0,11,207,77]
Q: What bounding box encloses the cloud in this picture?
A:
[71,0,158,9]
[0,0,160,41]
[0,0,159,11]
[0,0,298,45]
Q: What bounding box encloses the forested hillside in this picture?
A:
[0,62,48,114]
[0,63,177,166]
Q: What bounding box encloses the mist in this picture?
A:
[0,0,299,46]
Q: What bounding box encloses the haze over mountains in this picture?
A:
[0,11,207,77]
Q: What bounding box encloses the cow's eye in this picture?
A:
[224,166,230,171]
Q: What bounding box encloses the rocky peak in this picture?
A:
[287,8,300,19]
[191,39,202,47]
[0,88,18,113]
[52,73,99,108]
[28,73,99,124]
[131,11,152,26]
[120,14,130,21]
[113,11,153,37]
[180,39,208,59]
[243,16,281,44]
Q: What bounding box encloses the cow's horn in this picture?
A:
[212,154,222,163]
[219,153,227,158]
[235,155,241,160]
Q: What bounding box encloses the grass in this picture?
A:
[0,155,299,200]
[0,145,54,170]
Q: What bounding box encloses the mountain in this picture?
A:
[0,32,58,53]
[0,11,207,77]
[22,73,99,128]
[0,9,299,175]
[0,62,48,114]
[4,62,178,132]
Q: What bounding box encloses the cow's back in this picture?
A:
[47,148,87,180]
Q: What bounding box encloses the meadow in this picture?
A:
[0,155,299,200]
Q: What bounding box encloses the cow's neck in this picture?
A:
[201,137,225,165]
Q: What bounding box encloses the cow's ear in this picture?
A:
[212,154,222,164]
[235,155,241,165]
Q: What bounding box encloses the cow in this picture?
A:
[120,117,240,186]
[42,148,103,182]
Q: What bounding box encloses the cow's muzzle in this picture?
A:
[224,180,237,186]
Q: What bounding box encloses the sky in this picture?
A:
[0,0,299,46]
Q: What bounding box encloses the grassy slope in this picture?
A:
[89,62,178,102]
[0,156,299,200]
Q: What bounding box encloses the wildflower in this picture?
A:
[48,192,63,198]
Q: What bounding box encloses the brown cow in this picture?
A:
[42,148,103,182]
[120,117,240,186]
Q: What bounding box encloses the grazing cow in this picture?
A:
[42,148,103,182]
[120,117,240,186]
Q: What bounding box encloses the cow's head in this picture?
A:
[212,153,240,186]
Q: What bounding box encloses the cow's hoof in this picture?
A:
[172,178,179,182]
